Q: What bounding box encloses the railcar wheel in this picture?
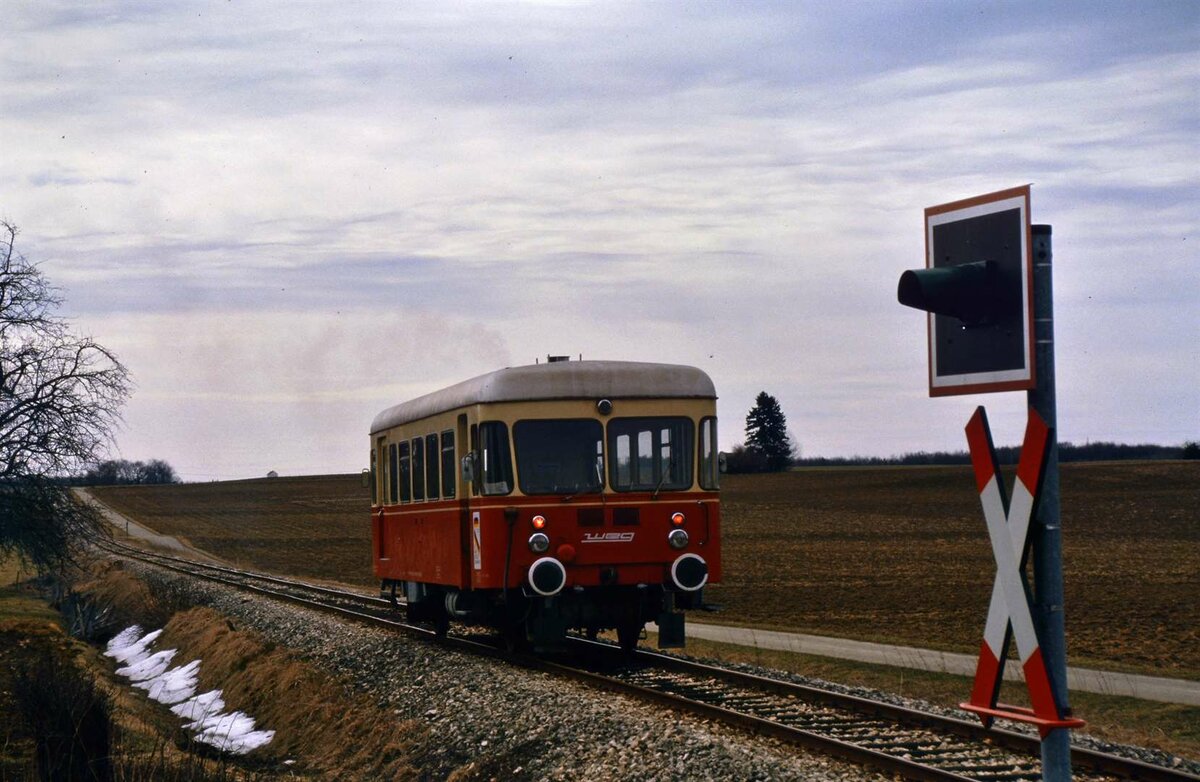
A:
[616,619,642,654]
[502,620,529,653]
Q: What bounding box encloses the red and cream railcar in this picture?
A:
[369,358,721,651]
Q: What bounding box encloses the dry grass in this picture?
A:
[0,567,219,780]
[159,606,423,780]
[91,462,1200,678]
[0,558,60,625]
[75,559,174,631]
[66,561,427,780]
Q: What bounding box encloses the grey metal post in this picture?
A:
[1027,224,1072,780]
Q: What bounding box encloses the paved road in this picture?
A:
[74,488,222,564]
[684,621,1200,707]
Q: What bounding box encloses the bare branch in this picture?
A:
[1,221,130,573]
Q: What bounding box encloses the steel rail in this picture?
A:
[526,652,982,782]
[97,541,1198,782]
[100,539,393,608]
[621,645,1195,782]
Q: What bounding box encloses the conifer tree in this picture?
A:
[744,391,794,472]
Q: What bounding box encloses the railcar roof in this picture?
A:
[370,360,715,433]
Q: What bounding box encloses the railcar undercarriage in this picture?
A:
[381,579,705,652]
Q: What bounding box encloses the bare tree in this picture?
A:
[0,477,111,574]
[84,458,178,485]
[1,221,131,571]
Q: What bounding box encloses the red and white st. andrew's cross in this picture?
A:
[960,406,1085,736]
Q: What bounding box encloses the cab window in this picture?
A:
[480,421,513,495]
[608,417,693,492]
[699,417,719,490]
[513,419,603,495]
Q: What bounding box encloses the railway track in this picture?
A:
[98,540,1198,782]
[558,643,1193,782]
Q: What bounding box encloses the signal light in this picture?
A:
[531,515,546,530]
[897,260,1016,326]
[904,186,1036,397]
[670,512,686,526]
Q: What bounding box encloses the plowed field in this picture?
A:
[91,461,1200,677]
[92,475,374,586]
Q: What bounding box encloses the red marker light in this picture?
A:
[532,515,547,529]
[671,512,686,526]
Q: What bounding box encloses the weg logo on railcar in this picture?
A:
[581,532,635,543]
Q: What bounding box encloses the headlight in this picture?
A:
[528,532,550,553]
[667,528,689,550]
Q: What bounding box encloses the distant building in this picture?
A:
[267,471,279,478]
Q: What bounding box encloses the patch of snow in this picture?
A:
[106,627,274,756]
[105,625,143,655]
[172,690,226,723]
[119,648,177,682]
[191,711,276,755]
[144,659,201,705]
[105,628,163,665]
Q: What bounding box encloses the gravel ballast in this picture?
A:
[126,561,887,781]
[122,559,1200,780]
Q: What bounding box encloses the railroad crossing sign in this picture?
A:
[960,406,1085,736]
[899,190,1078,779]
[898,185,1036,396]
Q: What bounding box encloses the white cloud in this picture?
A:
[3,2,1196,475]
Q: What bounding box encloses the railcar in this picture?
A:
[368,358,721,651]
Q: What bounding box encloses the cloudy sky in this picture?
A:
[4,1,1197,480]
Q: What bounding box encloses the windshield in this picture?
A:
[514,419,604,495]
[608,417,693,492]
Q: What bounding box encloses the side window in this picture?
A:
[411,438,425,501]
[470,424,479,496]
[480,421,513,495]
[699,417,719,490]
[441,430,456,498]
[425,433,440,500]
[370,449,378,505]
[388,443,399,504]
[399,441,411,502]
